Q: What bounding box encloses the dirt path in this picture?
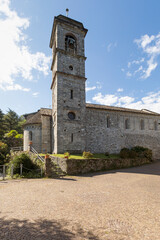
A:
[0,161,160,240]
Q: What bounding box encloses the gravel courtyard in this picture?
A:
[0,161,160,240]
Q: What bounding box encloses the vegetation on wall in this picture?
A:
[120,146,152,160]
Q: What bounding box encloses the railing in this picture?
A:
[30,146,44,163]
[11,146,23,151]
[0,164,43,180]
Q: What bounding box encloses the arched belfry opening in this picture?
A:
[65,35,77,54]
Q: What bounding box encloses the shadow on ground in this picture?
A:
[0,217,100,240]
[77,160,160,178]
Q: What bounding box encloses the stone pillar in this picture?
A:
[45,156,52,177]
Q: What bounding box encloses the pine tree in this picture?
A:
[3,109,20,132]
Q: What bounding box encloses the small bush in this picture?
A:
[119,148,130,159]
[120,146,152,160]
[64,152,70,158]
[82,151,93,159]
[0,141,9,165]
[143,149,152,160]
[105,152,109,157]
[131,146,147,153]
[8,153,39,175]
[129,150,138,159]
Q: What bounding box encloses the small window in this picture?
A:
[68,112,75,120]
[69,65,73,70]
[29,131,32,141]
[107,116,110,128]
[140,119,144,130]
[71,90,73,99]
[154,121,157,130]
[125,119,129,129]
[71,133,73,142]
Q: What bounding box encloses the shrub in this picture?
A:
[0,141,8,155]
[8,153,39,175]
[82,151,93,159]
[0,141,9,165]
[131,146,147,153]
[64,152,70,158]
[128,149,138,159]
[120,146,152,160]
[143,149,152,160]
[105,152,109,157]
[119,148,130,159]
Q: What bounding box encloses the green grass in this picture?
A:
[40,153,119,160]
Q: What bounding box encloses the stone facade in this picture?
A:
[23,14,160,159]
[85,106,160,159]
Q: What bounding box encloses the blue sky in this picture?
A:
[1,0,160,115]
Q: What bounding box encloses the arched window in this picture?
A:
[107,116,110,128]
[65,35,76,54]
[140,119,144,130]
[125,119,129,129]
[29,131,32,141]
[154,121,157,130]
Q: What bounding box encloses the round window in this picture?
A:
[69,65,73,70]
[68,112,75,120]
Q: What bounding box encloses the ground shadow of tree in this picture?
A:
[0,217,100,240]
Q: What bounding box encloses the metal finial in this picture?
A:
[66,8,69,17]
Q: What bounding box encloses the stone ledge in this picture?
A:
[45,156,153,176]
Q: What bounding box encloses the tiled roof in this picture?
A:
[40,108,52,116]
[86,103,160,116]
[23,108,52,126]
[23,111,42,126]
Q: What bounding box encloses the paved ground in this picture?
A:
[0,161,160,240]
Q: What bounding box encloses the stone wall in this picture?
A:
[45,156,152,176]
[85,108,160,159]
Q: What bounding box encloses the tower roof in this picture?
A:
[49,14,88,48]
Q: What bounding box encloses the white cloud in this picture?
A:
[86,86,96,92]
[5,84,30,91]
[92,90,160,113]
[128,33,160,79]
[142,56,157,79]
[126,71,132,77]
[93,93,118,105]
[117,88,123,92]
[107,42,117,52]
[128,58,144,68]
[32,92,39,97]
[134,65,143,74]
[135,34,155,49]
[0,0,51,91]
[86,81,102,92]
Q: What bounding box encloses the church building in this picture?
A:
[23,14,160,159]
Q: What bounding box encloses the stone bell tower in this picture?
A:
[49,14,88,153]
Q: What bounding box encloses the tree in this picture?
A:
[4,130,23,148]
[0,109,5,140]
[3,109,21,133]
